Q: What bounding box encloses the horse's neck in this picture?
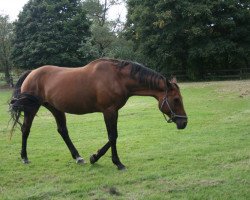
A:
[131,88,160,98]
[128,79,165,99]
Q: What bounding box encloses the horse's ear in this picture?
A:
[171,76,177,84]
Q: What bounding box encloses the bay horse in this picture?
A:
[9,58,187,170]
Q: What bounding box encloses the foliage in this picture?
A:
[11,0,91,69]
[105,36,142,60]
[1,81,250,199]
[0,14,14,86]
[8,0,250,79]
[83,0,122,26]
[81,0,130,59]
[126,0,250,80]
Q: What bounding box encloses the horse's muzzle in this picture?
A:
[176,119,187,129]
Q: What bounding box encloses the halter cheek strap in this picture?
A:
[160,95,188,123]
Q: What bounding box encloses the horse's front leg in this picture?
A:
[103,110,125,170]
[90,141,110,164]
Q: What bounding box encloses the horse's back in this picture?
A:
[20,60,128,114]
[21,65,80,96]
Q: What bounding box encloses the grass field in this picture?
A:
[0,81,249,200]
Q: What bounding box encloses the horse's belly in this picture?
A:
[43,84,97,114]
[63,103,97,114]
[49,96,98,114]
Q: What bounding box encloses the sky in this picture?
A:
[0,0,127,22]
[0,0,28,21]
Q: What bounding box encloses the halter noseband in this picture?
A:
[160,93,188,123]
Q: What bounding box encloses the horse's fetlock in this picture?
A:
[20,151,27,159]
[112,157,121,165]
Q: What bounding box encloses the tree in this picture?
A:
[0,14,13,86]
[12,0,91,69]
[185,0,250,79]
[81,0,131,59]
[125,0,183,71]
[126,0,250,80]
[83,0,123,27]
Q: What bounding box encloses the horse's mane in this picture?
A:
[106,58,166,90]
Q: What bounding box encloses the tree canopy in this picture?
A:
[12,0,91,69]
[0,14,13,86]
[5,0,250,81]
[80,0,132,59]
[126,0,250,79]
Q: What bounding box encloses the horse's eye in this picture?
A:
[173,98,180,104]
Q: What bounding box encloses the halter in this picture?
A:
[160,92,188,123]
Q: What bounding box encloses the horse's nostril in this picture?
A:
[183,121,187,128]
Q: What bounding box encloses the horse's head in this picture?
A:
[159,77,188,129]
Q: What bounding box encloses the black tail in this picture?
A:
[9,70,32,134]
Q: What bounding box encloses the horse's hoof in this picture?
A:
[22,158,30,164]
[90,155,97,164]
[117,164,126,171]
[75,157,85,165]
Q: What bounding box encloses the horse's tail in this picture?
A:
[9,70,32,135]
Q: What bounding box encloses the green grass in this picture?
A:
[0,81,250,200]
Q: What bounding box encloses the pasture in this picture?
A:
[0,80,249,200]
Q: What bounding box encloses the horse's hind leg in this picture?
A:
[44,104,84,164]
[21,108,39,164]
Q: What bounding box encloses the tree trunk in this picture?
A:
[4,59,13,87]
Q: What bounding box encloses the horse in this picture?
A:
[9,58,188,170]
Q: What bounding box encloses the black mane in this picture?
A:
[112,59,166,90]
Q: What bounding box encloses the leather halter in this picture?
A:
[160,93,188,123]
